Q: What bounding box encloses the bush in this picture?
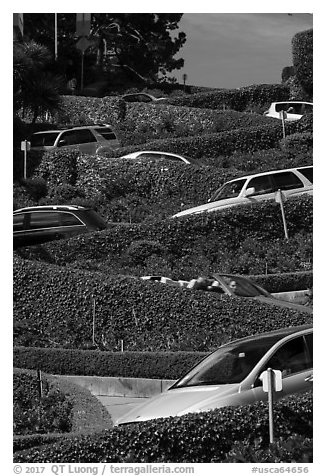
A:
[13,369,73,435]
[13,255,312,351]
[279,132,313,156]
[13,347,207,379]
[169,84,290,111]
[14,391,312,463]
[292,29,313,97]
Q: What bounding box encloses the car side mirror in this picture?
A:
[58,139,67,147]
[245,187,255,197]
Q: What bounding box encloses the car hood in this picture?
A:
[253,296,312,314]
[172,198,243,218]
[115,384,239,425]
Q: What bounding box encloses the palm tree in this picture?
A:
[14,41,63,123]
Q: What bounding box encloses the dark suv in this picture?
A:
[13,205,107,249]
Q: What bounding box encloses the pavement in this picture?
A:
[96,395,149,425]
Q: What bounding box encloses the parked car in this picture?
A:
[119,150,202,165]
[122,92,167,103]
[140,273,312,314]
[172,166,313,218]
[13,205,107,248]
[116,324,313,425]
[263,101,313,121]
[30,125,120,155]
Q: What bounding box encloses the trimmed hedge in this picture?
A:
[168,84,290,111]
[13,255,312,351]
[101,123,286,160]
[292,29,313,97]
[250,271,313,293]
[114,105,280,146]
[279,132,313,155]
[18,195,312,263]
[13,347,207,379]
[14,391,312,463]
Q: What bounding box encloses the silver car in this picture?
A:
[116,324,313,425]
[172,166,313,218]
[264,101,313,121]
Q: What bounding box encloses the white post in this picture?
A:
[267,368,275,443]
[92,298,96,345]
[277,189,289,240]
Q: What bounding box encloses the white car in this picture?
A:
[119,150,202,165]
[30,125,120,155]
[263,101,313,122]
[116,324,313,425]
[122,93,167,103]
[172,166,313,218]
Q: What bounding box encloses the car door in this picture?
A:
[58,211,88,238]
[239,333,313,405]
[271,170,309,199]
[13,213,27,248]
[23,211,62,245]
[244,174,275,204]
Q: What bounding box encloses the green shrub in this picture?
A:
[14,391,312,463]
[13,347,207,379]
[169,84,290,111]
[13,369,73,435]
[251,271,312,293]
[102,123,286,161]
[279,132,313,156]
[223,434,312,462]
[292,29,313,97]
[34,148,80,186]
[13,255,312,351]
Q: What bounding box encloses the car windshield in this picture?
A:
[209,179,246,202]
[30,132,61,147]
[220,275,270,297]
[173,334,285,387]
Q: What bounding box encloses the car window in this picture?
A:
[74,129,97,144]
[95,128,117,141]
[261,335,311,378]
[221,275,270,297]
[28,211,60,229]
[275,103,289,112]
[210,179,247,201]
[304,104,313,114]
[247,175,274,196]
[272,171,304,190]
[13,214,25,231]
[30,132,60,147]
[59,130,79,146]
[139,94,151,102]
[174,334,287,387]
[60,212,84,227]
[298,167,313,184]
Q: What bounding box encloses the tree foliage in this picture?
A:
[13,41,63,123]
[22,13,187,84]
[292,29,313,97]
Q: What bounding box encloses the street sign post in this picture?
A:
[76,37,91,91]
[21,140,31,179]
[279,110,287,139]
[260,368,283,443]
[275,189,289,239]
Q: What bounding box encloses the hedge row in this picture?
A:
[168,83,290,111]
[14,347,207,379]
[14,391,312,463]
[114,104,280,146]
[250,271,313,293]
[13,369,113,452]
[292,29,313,97]
[21,195,312,265]
[102,123,287,160]
[14,368,73,435]
[13,255,312,351]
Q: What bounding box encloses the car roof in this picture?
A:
[226,165,313,183]
[272,101,313,105]
[13,205,88,213]
[221,324,312,349]
[32,125,112,135]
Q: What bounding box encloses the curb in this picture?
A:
[60,375,176,398]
